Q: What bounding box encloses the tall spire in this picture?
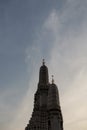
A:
[25,61,63,130]
[39,59,49,84]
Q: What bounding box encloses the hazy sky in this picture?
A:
[0,0,87,130]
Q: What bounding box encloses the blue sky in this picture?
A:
[0,0,87,130]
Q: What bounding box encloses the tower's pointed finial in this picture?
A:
[39,59,49,84]
[52,75,54,84]
[42,59,45,65]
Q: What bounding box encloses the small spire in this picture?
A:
[52,75,54,84]
[42,59,45,65]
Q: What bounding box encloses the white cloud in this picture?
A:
[43,1,87,130]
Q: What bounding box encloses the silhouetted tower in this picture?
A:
[25,60,63,130]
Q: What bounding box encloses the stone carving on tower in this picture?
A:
[25,60,63,130]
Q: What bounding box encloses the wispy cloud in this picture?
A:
[24,3,87,130]
[18,1,87,130]
[1,0,87,130]
[43,1,87,130]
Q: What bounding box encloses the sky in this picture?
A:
[0,0,87,130]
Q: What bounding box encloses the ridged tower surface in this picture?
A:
[25,61,63,130]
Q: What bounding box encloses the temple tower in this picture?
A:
[25,60,63,130]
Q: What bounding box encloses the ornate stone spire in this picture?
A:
[25,61,63,130]
[47,82,60,110]
[39,59,49,84]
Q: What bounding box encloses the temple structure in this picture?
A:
[25,60,63,130]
